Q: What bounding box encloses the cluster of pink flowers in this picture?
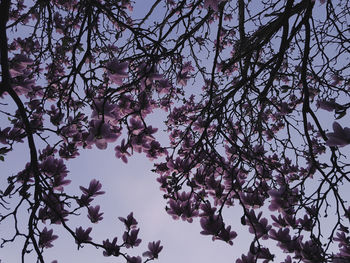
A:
[1,1,350,263]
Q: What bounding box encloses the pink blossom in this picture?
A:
[200,215,224,236]
[86,120,120,149]
[216,225,237,245]
[39,193,69,224]
[87,205,104,223]
[0,127,11,144]
[157,79,172,94]
[75,227,92,244]
[176,71,189,86]
[39,227,58,248]
[80,179,105,197]
[236,252,255,263]
[281,256,292,263]
[138,63,163,82]
[102,237,119,257]
[9,54,33,77]
[91,99,120,125]
[167,199,183,220]
[331,74,343,85]
[126,256,142,263]
[118,212,138,229]
[40,156,68,177]
[269,228,291,245]
[245,210,271,240]
[106,59,128,85]
[11,69,36,96]
[142,240,163,258]
[123,228,141,248]
[53,12,65,34]
[129,118,144,135]
[316,99,341,112]
[326,122,350,147]
[204,0,224,11]
[115,139,131,163]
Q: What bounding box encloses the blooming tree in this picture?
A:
[0,0,349,262]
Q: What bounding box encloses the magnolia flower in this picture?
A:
[236,252,255,263]
[129,118,144,135]
[326,122,350,147]
[331,258,349,263]
[40,156,68,178]
[119,212,138,229]
[282,256,292,263]
[77,194,93,207]
[217,225,237,245]
[86,120,120,150]
[59,142,80,159]
[123,228,141,248]
[12,69,36,96]
[106,59,128,85]
[200,215,223,236]
[126,256,142,263]
[9,54,33,77]
[48,105,64,125]
[115,139,131,163]
[316,99,341,112]
[40,193,69,224]
[80,179,105,197]
[0,127,11,144]
[52,172,71,191]
[204,0,224,11]
[167,199,183,219]
[297,240,324,262]
[245,210,271,240]
[75,227,92,244]
[176,61,194,86]
[39,227,58,248]
[271,214,288,228]
[102,237,119,257]
[142,240,163,258]
[331,74,343,85]
[157,79,171,94]
[199,202,216,217]
[91,99,120,124]
[138,63,163,82]
[176,71,189,86]
[88,205,104,223]
[269,228,291,244]
[54,12,65,34]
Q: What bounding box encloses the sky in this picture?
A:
[0,1,251,262]
[1,103,348,263]
[0,120,251,263]
[1,0,349,263]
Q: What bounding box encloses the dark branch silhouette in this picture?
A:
[0,0,349,262]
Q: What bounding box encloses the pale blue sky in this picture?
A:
[2,107,348,263]
[1,1,349,262]
[0,126,249,263]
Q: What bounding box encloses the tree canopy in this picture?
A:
[0,0,350,262]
